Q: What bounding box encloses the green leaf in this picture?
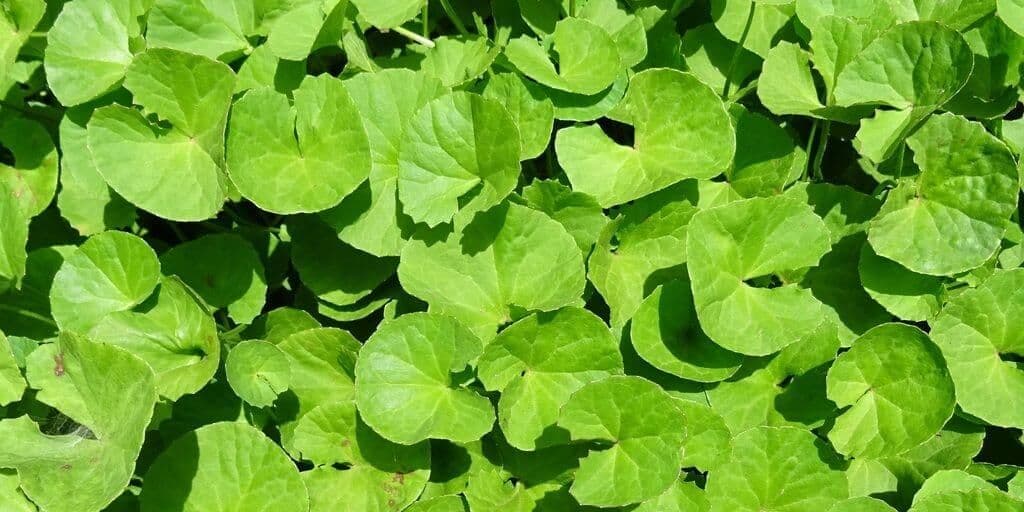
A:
[931,269,1024,428]
[0,0,44,84]
[505,18,621,95]
[350,0,422,29]
[297,400,430,511]
[49,231,160,332]
[830,497,898,512]
[420,36,499,88]
[140,422,309,511]
[519,180,607,253]
[319,68,448,257]
[160,233,267,324]
[558,375,686,507]
[56,107,136,236]
[87,49,235,221]
[288,214,397,307]
[397,91,521,227]
[706,426,849,512]
[858,243,945,321]
[146,0,260,60]
[265,0,348,61]
[826,323,956,458]
[355,312,495,444]
[588,180,739,329]
[225,340,290,407]
[908,489,1024,512]
[87,276,221,400]
[687,195,834,356]
[398,202,585,340]
[477,307,623,450]
[631,279,742,382]
[676,399,732,472]
[867,114,1019,276]
[727,106,805,198]
[556,69,735,207]
[274,327,361,452]
[0,180,28,284]
[578,0,648,68]
[1001,0,1024,37]
[481,72,554,160]
[0,331,25,405]
[0,332,156,512]
[0,118,58,217]
[44,0,147,106]
[711,0,795,58]
[915,470,1000,504]
[227,74,372,214]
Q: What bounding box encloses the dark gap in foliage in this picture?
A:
[596,117,635,147]
[976,425,1024,465]
[743,274,783,289]
[1004,102,1023,120]
[999,351,1024,364]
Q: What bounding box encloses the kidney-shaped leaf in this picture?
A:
[399,202,585,340]
[225,339,290,408]
[0,332,156,512]
[556,69,735,207]
[140,422,309,512]
[505,18,621,95]
[355,312,495,445]
[477,307,623,450]
[706,426,849,512]
[557,375,686,507]
[867,114,1019,276]
[931,269,1024,428]
[49,231,160,333]
[397,91,521,227]
[826,323,956,458]
[687,195,834,356]
[227,74,372,214]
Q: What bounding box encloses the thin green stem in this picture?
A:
[391,26,436,47]
[439,0,470,36]
[722,2,756,99]
[812,121,831,181]
[894,142,906,181]
[570,0,576,17]
[166,221,187,242]
[803,120,820,182]
[422,0,429,38]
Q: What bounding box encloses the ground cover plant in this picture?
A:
[0,0,1023,510]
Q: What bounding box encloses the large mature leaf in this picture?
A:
[399,201,585,340]
[49,231,160,332]
[44,0,147,106]
[687,195,834,356]
[0,332,156,512]
[827,323,956,458]
[477,307,623,450]
[140,422,310,511]
[556,69,735,207]
[87,276,221,400]
[397,91,521,227]
[706,426,849,512]
[321,69,448,256]
[558,375,686,507]
[227,74,372,214]
[355,312,495,444]
[88,49,235,221]
[931,269,1024,428]
[867,114,1019,276]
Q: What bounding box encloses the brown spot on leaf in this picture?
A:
[54,353,65,377]
[60,464,71,470]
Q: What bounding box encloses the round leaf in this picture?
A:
[355,312,495,444]
[140,422,309,512]
[397,91,521,227]
[557,375,686,507]
[49,231,160,332]
[227,75,372,214]
[225,340,290,408]
[826,323,956,458]
[477,307,623,450]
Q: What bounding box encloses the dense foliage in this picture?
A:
[1,0,1023,511]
